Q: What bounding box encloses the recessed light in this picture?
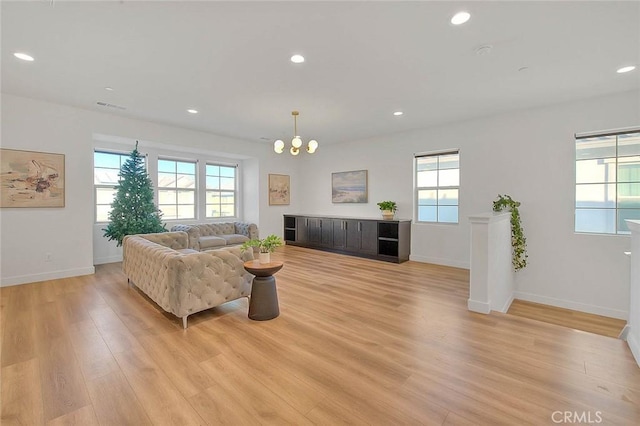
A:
[104,87,114,91]
[14,52,34,61]
[291,54,305,64]
[451,11,471,25]
[187,109,198,114]
[617,65,636,74]
[393,111,404,116]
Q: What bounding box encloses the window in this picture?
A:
[415,151,459,223]
[206,164,236,218]
[158,159,196,220]
[575,130,640,234]
[94,151,144,222]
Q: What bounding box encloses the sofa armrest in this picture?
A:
[170,224,201,250]
[123,236,181,314]
[234,222,259,240]
[167,250,253,317]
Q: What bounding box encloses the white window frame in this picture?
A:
[157,157,197,221]
[414,150,460,224]
[93,150,145,223]
[575,127,640,235]
[205,163,237,219]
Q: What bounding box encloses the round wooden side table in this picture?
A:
[243,260,284,321]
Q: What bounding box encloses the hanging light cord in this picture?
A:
[292,111,298,137]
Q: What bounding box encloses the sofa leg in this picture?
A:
[182,316,188,329]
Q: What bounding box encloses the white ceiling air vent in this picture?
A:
[475,45,493,56]
[96,101,126,110]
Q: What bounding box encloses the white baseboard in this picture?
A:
[497,294,515,314]
[619,324,630,340]
[627,331,640,368]
[410,254,469,269]
[94,255,123,265]
[513,291,628,320]
[468,299,491,314]
[1,266,95,287]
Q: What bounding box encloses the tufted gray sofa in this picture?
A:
[170,222,258,251]
[122,231,254,328]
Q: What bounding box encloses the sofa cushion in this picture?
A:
[199,235,227,249]
[200,223,236,236]
[221,234,250,245]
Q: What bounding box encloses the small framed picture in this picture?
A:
[269,174,290,205]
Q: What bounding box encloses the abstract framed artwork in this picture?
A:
[332,169,368,203]
[0,148,65,208]
[268,174,290,205]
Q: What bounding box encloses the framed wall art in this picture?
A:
[0,148,65,208]
[269,174,290,205]
[332,169,368,203]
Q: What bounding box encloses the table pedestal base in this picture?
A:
[248,276,280,321]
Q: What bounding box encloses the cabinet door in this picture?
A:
[320,218,334,247]
[333,220,346,249]
[296,217,308,243]
[307,218,321,244]
[359,220,378,254]
[345,219,360,251]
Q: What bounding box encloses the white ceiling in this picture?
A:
[2,1,639,146]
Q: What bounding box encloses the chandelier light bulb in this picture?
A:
[290,146,300,155]
[307,140,318,153]
[292,136,302,148]
[274,139,285,153]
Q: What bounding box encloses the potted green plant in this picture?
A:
[241,234,284,264]
[377,201,397,220]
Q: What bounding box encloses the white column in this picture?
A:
[468,212,514,314]
[624,220,640,367]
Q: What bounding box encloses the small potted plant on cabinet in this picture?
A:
[241,234,284,264]
[377,201,397,220]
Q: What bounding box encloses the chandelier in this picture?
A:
[274,111,318,155]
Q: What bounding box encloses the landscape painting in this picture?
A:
[332,170,368,203]
[0,148,65,208]
[269,174,290,205]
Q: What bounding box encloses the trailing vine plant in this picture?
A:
[493,194,528,271]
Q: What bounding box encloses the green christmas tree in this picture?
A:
[103,142,166,246]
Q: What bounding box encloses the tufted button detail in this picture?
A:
[122,231,254,326]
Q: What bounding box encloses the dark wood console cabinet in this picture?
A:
[283,215,411,263]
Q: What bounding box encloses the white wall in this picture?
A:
[295,90,639,319]
[624,220,640,366]
[1,94,300,284]
[2,90,638,319]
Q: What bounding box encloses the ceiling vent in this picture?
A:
[96,101,126,110]
[475,45,493,56]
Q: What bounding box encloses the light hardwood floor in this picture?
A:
[1,245,639,425]
[508,300,627,339]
